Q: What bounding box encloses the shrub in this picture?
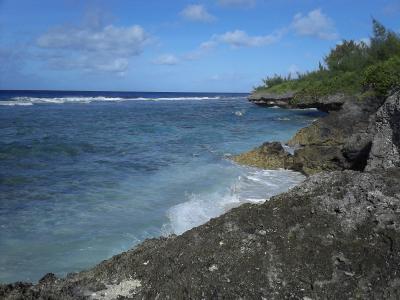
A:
[254,19,400,98]
[363,56,400,96]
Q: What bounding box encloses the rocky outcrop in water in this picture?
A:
[2,92,400,299]
[232,142,293,169]
[249,91,349,112]
[237,93,388,175]
[248,91,295,108]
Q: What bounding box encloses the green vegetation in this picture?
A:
[255,20,400,99]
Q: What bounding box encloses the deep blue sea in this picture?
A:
[0,90,323,283]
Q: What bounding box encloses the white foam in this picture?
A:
[0,101,33,106]
[0,96,225,106]
[282,143,299,155]
[234,109,246,116]
[162,167,305,235]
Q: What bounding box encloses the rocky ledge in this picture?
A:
[2,92,400,299]
[249,91,351,112]
[236,93,397,175]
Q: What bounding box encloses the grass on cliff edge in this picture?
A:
[254,19,400,100]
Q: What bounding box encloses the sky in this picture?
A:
[0,0,399,92]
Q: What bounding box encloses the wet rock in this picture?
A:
[248,93,388,175]
[232,141,294,169]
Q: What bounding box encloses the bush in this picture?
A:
[262,75,289,88]
[254,19,400,99]
[363,56,400,96]
[324,40,369,72]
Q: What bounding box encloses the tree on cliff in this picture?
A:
[255,19,400,98]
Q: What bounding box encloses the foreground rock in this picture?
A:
[249,91,350,112]
[367,92,400,170]
[2,169,400,299]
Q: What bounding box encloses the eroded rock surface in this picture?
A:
[232,142,293,169]
[367,92,400,171]
[240,93,390,175]
[248,92,350,112]
[2,170,400,299]
[248,91,295,108]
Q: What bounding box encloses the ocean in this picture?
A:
[0,90,323,283]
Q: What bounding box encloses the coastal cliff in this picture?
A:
[248,91,348,112]
[2,92,399,299]
[234,93,389,175]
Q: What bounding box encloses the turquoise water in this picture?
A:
[0,91,323,283]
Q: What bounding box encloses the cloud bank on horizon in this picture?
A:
[0,0,399,92]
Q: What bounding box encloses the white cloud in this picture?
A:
[181,4,216,22]
[152,54,179,65]
[208,72,244,81]
[184,40,218,60]
[36,22,151,73]
[46,56,130,75]
[184,28,282,60]
[292,9,338,40]
[217,30,281,47]
[37,24,150,56]
[217,0,256,7]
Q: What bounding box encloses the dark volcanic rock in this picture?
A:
[237,93,391,175]
[248,91,295,109]
[249,92,350,112]
[239,94,386,175]
[294,93,350,112]
[2,169,400,299]
[367,92,400,171]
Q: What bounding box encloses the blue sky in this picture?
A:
[1,0,399,92]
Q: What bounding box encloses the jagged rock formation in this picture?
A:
[367,92,400,170]
[2,169,400,299]
[248,91,350,112]
[2,92,400,299]
[248,91,295,108]
[236,93,388,175]
[232,142,293,169]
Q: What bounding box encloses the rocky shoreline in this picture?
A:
[2,92,400,299]
[248,91,348,112]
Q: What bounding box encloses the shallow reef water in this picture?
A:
[0,91,323,282]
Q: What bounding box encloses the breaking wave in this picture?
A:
[0,96,236,106]
[161,167,305,235]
